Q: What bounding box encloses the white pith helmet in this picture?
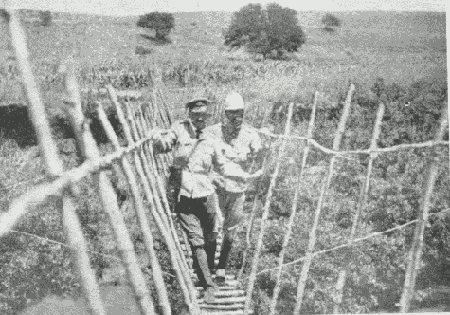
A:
[224,92,244,111]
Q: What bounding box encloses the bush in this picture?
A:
[223,3,306,60]
[1,9,10,22]
[39,11,52,27]
[321,13,341,32]
[136,12,175,42]
[247,77,449,313]
[135,45,153,55]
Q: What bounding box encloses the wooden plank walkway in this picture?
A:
[173,214,252,315]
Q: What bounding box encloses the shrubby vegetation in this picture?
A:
[39,11,52,27]
[0,9,9,22]
[322,13,341,32]
[1,74,448,314]
[137,12,175,44]
[239,76,449,313]
[223,3,306,59]
[0,6,447,315]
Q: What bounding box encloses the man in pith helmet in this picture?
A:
[204,91,263,285]
[154,97,260,302]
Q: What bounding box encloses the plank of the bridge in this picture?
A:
[196,273,251,315]
[172,213,249,315]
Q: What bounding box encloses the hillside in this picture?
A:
[1,11,446,65]
[0,10,446,108]
[0,8,449,315]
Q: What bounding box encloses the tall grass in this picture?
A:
[0,8,448,315]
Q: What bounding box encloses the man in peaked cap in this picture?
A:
[154,96,260,302]
[204,91,264,285]
[154,97,216,274]
[155,97,212,200]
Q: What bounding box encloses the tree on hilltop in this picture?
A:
[39,11,52,27]
[321,13,341,32]
[137,12,175,43]
[223,3,306,60]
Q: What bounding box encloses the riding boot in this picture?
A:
[216,236,233,286]
[218,235,233,270]
[191,244,200,270]
[193,247,214,288]
[205,239,217,272]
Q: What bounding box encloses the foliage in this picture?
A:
[321,13,341,32]
[223,3,306,59]
[0,9,448,315]
[39,11,52,27]
[135,45,153,55]
[0,9,9,22]
[0,199,79,314]
[136,12,175,42]
[238,75,448,313]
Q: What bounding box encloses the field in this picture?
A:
[0,11,446,105]
[0,8,448,315]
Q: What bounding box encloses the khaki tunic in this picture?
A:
[154,120,249,199]
[204,123,262,193]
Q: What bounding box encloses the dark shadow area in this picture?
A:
[17,284,141,315]
[0,104,37,148]
[85,105,125,145]
[139,33,171,45]
[0,181,9,213]
[0,104,125,149]
[322,26,336,33]
[135,44,153,56]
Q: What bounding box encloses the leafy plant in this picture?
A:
[39,11,52,27]
[321,13,341,32]
[223,3,306,60]
[136,12,175,43]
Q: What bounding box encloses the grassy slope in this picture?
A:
[0,8,447,248]
[0,8,447,241]
[0,9,448,314]
[0,11,446,69]
[0,11,446,108]
[136,11,447,118]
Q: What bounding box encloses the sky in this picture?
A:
[2,0,447,16]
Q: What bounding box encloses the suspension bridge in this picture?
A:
[1,9,449,315]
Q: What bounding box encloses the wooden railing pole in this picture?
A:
[237,117,274,283]
[400,102,448,313]
[141,148,201,308]
[269,92,318,315]
[7,10,63,177]
[293,83,354,315]
[131,104,191,272]
[106,86,200,314]
[333,101,385,314]
[60,64,156,315]
[132,99,195,282]
[243,103,294,315]
[7,9,107,315]
[97,103,172,315]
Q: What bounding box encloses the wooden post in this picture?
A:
[237,115,274,283]
[243,103,294,315]
[60,62,156,315]
[293,83,354,315]
[269,92,318,315]
[333,101,385,314]
[7,9,107,315]
[97,103,172,315]
[400,102,448,312]
[107,86,200,314]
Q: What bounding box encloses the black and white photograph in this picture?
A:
[0,0,448,314]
